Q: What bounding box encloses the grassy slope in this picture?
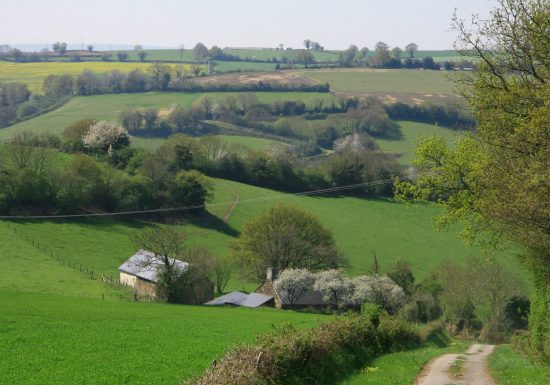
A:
[0,62,195,92]
[0,290,325,385]
[488,345,550,385]
[3,178,525,289]
[378,121,461,164]
[214,179,524,280]
[0,222,126,300]
[0,92,334,141]
[300,68,455,94]
[340,333,469,385]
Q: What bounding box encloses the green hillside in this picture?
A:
[0,92,335,141]
[379,121,461,164]
[3,178,525,290]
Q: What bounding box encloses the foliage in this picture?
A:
[189,313,423,385]
[232,204,343,281]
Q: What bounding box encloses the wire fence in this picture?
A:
[4,221,135,301]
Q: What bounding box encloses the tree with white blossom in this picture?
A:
[351,274,406,314]
[82,120,130,153]
[274,268,315,308]
[313,269,353,308]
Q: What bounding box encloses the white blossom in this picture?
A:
[82,120,129,152]
[351,274,406,313]
[313,269,353,308]
[273,269,315,306]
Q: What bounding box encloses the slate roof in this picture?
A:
[205,291,273,308]
[119,249,189,283]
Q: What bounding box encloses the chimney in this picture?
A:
[266,267,278,282]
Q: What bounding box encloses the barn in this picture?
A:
[119,249,213,303]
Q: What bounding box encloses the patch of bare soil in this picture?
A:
[415,344,496,385]
[192,71,315,86]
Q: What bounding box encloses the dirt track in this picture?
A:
[415,344,496,385]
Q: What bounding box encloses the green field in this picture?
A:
[378,121,461,164]
[0,290,324,385]
[0,92,335,141]
[488,345,550,385]
[0,61,196,92]
[117,48,339,63]
[300,68,457,96]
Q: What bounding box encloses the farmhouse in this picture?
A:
[119,250,213,303]
[256,268,326,310]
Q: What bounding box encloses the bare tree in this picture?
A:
[131,226,187,303]
[405,42,418,58]
[87,45,93,52]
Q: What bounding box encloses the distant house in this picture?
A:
[119,250,213,303]
[256,268,326,310]
[205,291,274,308]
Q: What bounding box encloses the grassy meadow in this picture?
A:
[379,121,461,164]
[340,333,469,385]
[3,177,526,292]
[299,68,460,104]
[0,290,325,385]
[488,345,550,385]
[0,61,197,92]
[0,91,336,141]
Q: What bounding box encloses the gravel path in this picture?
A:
[415,344,496,385]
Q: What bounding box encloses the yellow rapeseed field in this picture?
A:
[0,61,195,92]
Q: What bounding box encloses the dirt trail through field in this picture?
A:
[415,344,496,385]
[222,188,240,223]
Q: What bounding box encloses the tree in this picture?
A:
[130,226,188,303]
[134,44,143,51]
[303,39,312,50]
[387,260,415,296]
[314,269,353,308]
[193,42,209,62]
[82,121,130,153]
[191,65,202,77]
[405,42,418,58]
[396,0,549,361]
[170,170,213,207]
[149,62,171,90]
[63,119,97,142]
[351,275,406,314]
[274,268,315,308]
[117,52,128,62]
[294,50,314,67]
[87,45,93,52]
[138,51,147,62]
[391,46,402,59]
[233,204,344,281]
[371,41,390,67]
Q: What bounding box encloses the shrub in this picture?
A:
[189,313,421,385]
[16,102,39,118]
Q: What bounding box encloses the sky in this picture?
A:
[0,0,494,50]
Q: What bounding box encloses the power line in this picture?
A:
[0,176,412,220]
